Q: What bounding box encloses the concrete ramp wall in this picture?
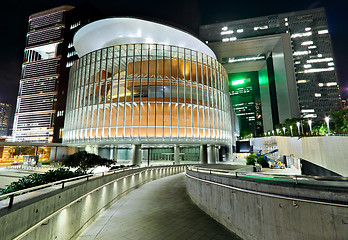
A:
[0,166,186,240]
[186,170,348,240]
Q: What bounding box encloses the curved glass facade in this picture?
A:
[63,44,232,145]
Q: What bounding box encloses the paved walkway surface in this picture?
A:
[77,173,241,240]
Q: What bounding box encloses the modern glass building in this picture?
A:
[63,18,235,164]
[200,8,342,134]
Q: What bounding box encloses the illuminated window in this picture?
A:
[291,32,312,38]
[221,30,234,35]
[326,82,337,86]
[301,41,313,45]
[304,67,334,73]
[317,54,322,57]
[306,58,333,63]
[293,51,309,56]
[305,27,311,31]
[318,83,324,87]
[301,109,315,113]
[308,45,317,49]
[328,62,334,66]
[237,29,243,33]
[318,30,329,34]
[315,93,321,97]
[303,64,311,68]
[297,80,308,83]
[222,26,228,31]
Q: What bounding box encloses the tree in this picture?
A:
[63,151,115,173]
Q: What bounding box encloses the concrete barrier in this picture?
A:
[186,169,348,240]
[0,165,186,240]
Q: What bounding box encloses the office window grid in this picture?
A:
[64,44,232,144]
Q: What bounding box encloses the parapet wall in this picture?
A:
[0,166,186,240]
[186,169,348,240]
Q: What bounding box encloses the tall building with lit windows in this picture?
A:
[13,4,101,143]
[200,8,341,135]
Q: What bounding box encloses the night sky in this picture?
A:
[0,0,347,116]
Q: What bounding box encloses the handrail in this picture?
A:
[0,165,186,208]
[187,166,348,187]
[0,166,143,208]
[186,172,348,208]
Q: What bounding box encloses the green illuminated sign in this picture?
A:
[231,79,245,85]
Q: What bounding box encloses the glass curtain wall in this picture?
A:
[63,44,232,145]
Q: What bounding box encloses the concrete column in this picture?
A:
[174,145,180,165]
[131,144,141,166]
[112,147,118,161]
[200,145,208,164]
[208,145,216,164]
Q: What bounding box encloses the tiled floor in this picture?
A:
[77,173,241,240]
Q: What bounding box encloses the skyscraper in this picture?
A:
[200,8,342,134]
[0,103,11,136]
[13,4,101,143]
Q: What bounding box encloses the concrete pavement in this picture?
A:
[77,173,241,240]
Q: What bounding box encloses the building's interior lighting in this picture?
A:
[297,80,308,83]
[301,41,313,45]
[301,109,315,113]
[318,30,329,34]
[328,62,334,66]
[315,93,321,97]
[308,45,317,49]
[291,32,312,38]
[303,64,312,68]
[221,30,234,35]
[306,58,333,63]
[318,83,324,87]
[254,26,268,31]
[237,29,243,33]
[317,54,322,57]
[305,27,311,31]
[222,26,228,31]
[293,51,309,56]
[326,82,337,86]
[304,67,335,73]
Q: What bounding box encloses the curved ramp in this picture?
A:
[77,173,240,240]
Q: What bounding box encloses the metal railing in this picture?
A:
[185,173,348,208]
[0,166,144,208]
[187,166,348,189]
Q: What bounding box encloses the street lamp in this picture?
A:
[282,127,286,135]
[325,117,330,135]
[290,125,293,136]
[308,120,312,135]
[272,130,275,136]
[276,129,279,135]
[296,122,301,135]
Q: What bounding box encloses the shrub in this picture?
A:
[63,151,115,173]
[246,154,256,165]
[0,168,85,195]
[257,156,269,168]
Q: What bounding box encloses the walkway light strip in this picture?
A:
[186,172,348,208]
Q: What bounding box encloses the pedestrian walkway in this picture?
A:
[77,173,241,240]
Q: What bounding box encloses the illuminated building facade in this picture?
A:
[0,103,11,136]
[200,8,341,134]
[13,4,101,143]
[63,18,234,163]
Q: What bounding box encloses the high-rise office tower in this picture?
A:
[13,4,101,143]
[200,8,342,134]
[0,103,11,136]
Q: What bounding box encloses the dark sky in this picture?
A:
[0,0,347,113]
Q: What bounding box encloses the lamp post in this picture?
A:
[290,126,293,136]
[325,117,330,135]
[308,120,312,135]
[282,127,286,135]
[296,122,301,135]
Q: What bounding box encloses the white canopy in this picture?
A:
[73,17,216,59]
